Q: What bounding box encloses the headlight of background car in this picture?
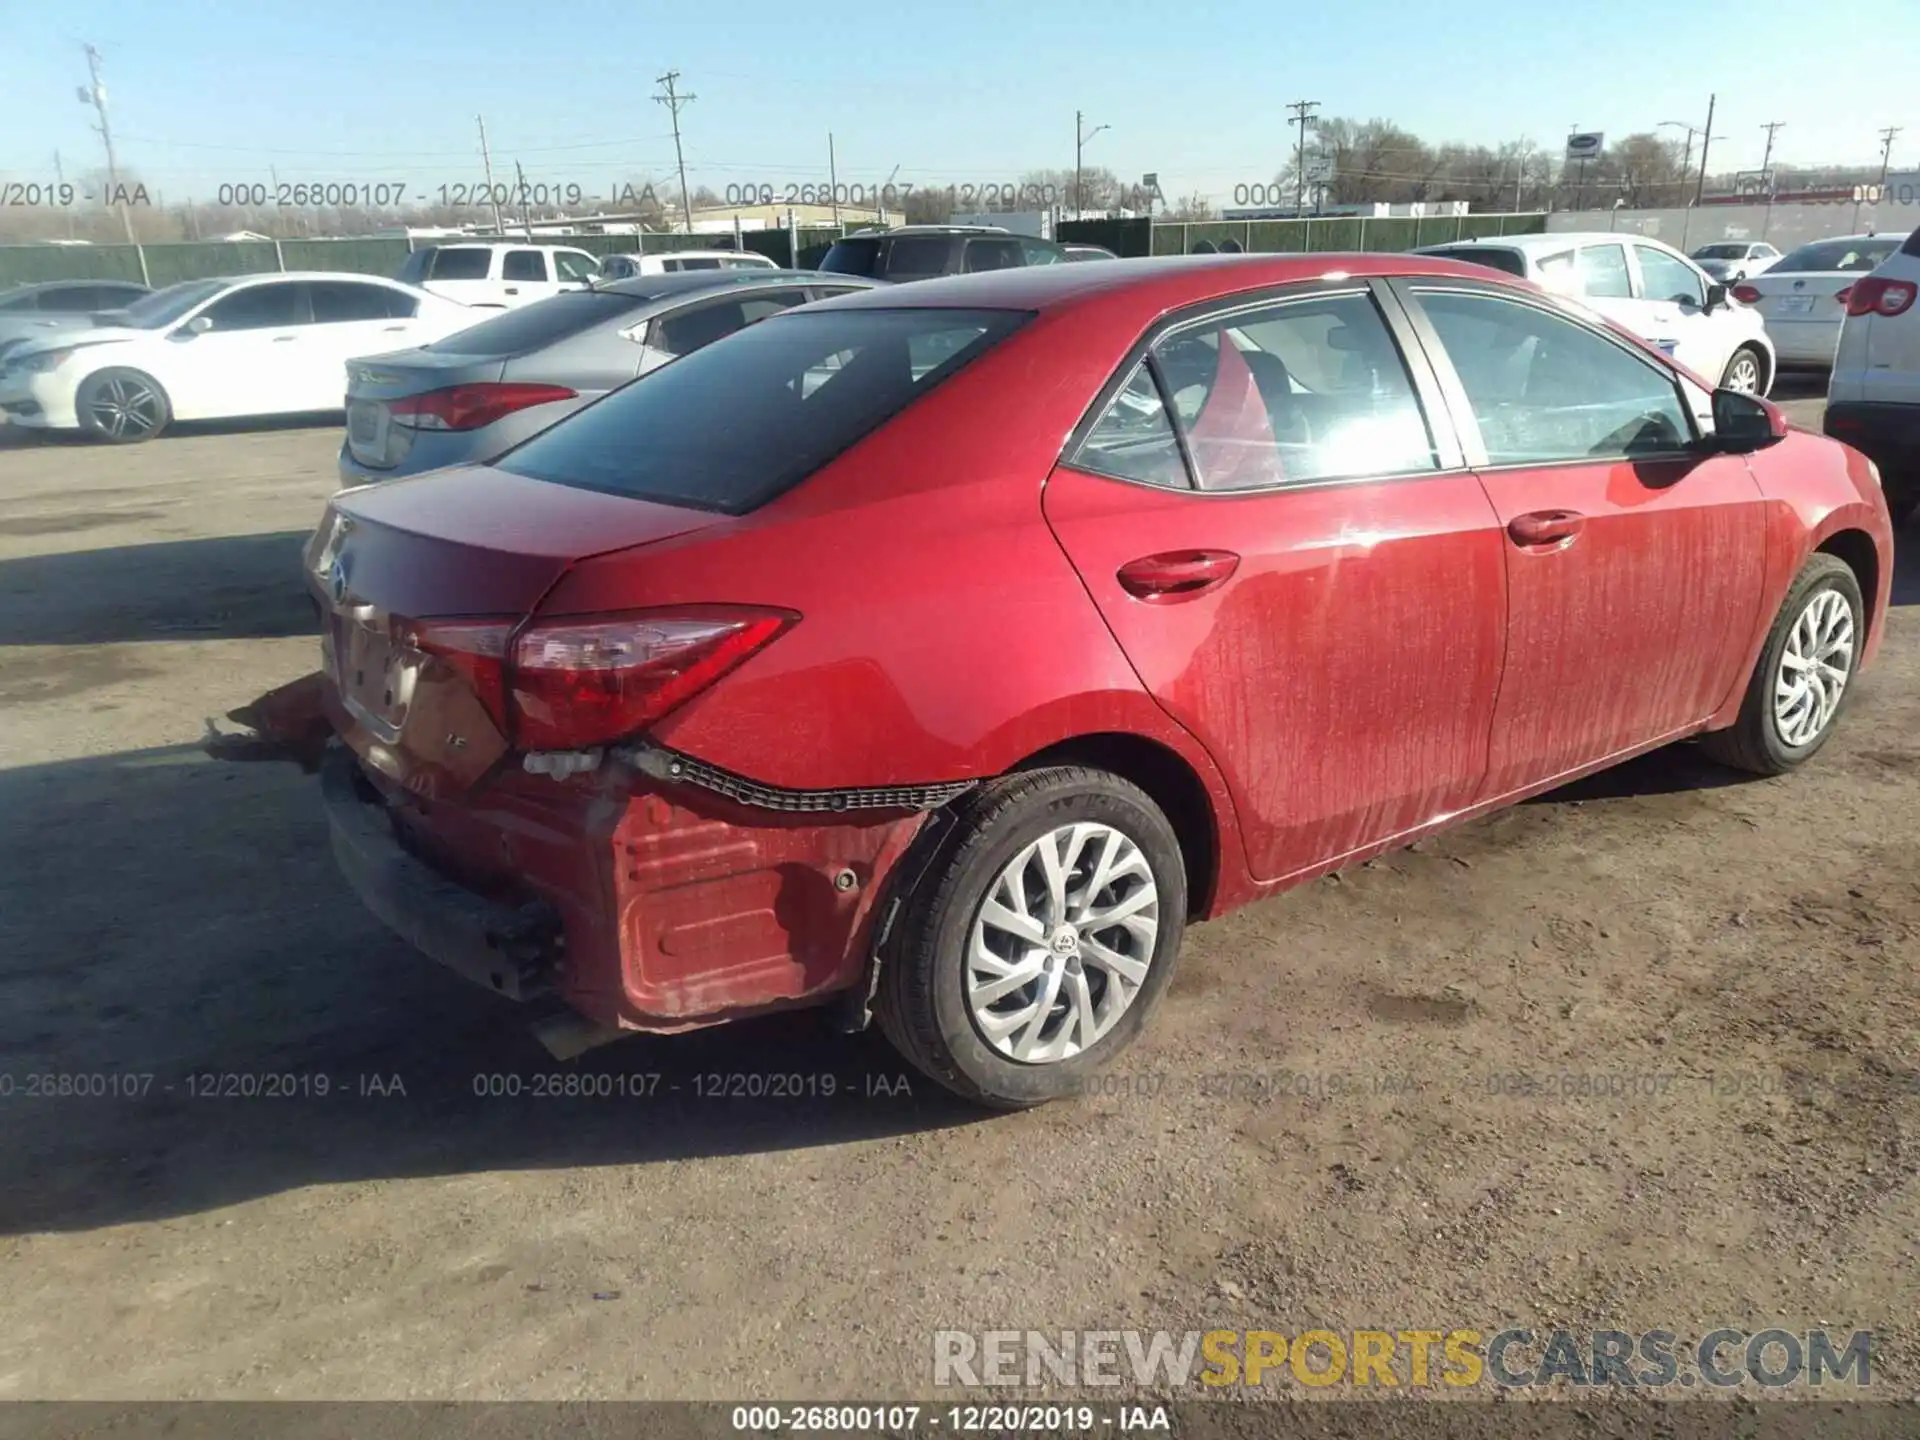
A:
[19,348,77,374]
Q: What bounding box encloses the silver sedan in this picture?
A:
[337,269,882,484]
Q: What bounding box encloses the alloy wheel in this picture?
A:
[1774,588,1854,747]
[965,821,1159,1064]
[87,376,163,439]
[1724,352,1761,394]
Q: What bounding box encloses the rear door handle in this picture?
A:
[271,335,298,343]
[1507,510,1586,547]
[381,325,408,332]
[1116,549,1240,600]
[503,286,520,295]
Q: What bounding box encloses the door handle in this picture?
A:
[1116,549,1240,600]
[1507,510,1586,547]
[503,286,520,295]
[271,335,298,343]
[381,325,408,332]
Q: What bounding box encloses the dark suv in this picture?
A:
[817,225,1073,283]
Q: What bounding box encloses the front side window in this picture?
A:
[1413,288,1693,465]
[500,307,1030,513]
[1635,246,1706,307]
[307,281,401,323]
[675,257,723,271]
[502,250,548,282]
[1575,244,1632,299]
[555,251,599,281]
[124,280,227,330]
[204,282,307,331]
[1142,292,1437,491]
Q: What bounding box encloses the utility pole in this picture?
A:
[1759,120,1785,176]
[514,159,534,239]
[655,71,696,233]
[54,151,75,239]
[1694,93,1717,206]
[1286,99,1320,217]
[1858,125,1904,234]
[1075,110,1110,217]
[828,132,840,228]
[79,44,136,243]
[476,115,505,235]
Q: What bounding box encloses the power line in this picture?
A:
[654,71,696,231]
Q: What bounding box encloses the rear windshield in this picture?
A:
[1692,244,1747,259]
[881,236,956,279]
[818,238,881,276]
[425,290,651,355]
[1772,238,1900,274]
[428,248,494,280]
[498,307,1031,514]
[1433,246,1527,278]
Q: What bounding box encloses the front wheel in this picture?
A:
[74,367,172,443]
[1720,344,1767,396]
[875,766,1188,1109]
[1699,554,1864,775]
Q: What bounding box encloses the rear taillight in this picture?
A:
[1731,283,1762,304]
[508,607,795,751]
[404,619,514,726]
[1844,276,1918,317]
[389,382,578,432]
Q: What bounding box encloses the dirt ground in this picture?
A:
[0,387,1915,1404]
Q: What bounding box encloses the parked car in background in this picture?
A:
[1733,234,1906,371]
[0,273,473,442]
[1416,232,1775,394]
[0,279,154,362]
[339,270,881,483]
[818,225,1074,282]
[596,250,779,280]
[1691,241,1782,283]
[237,253,1889,1108]
[1063,244,1120,262]
[1826,225,1920,525]
[395,242,600,309]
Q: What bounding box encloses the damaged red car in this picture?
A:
[248,254,1893,1108]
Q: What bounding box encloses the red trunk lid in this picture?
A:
[308,466,724,794]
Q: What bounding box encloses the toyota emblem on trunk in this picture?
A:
[328,556,350,605]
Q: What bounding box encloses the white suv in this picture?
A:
[1826,225,1920,526]
[1416,232,1776,396]
[596,250,779,279]
[394,242,600,309]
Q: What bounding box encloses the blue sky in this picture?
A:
[2,0,1914,207]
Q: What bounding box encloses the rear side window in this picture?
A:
[396,249,432,284]
[883,236,956,279]
[499,307,1031,514]
[426,291,651,355]
[308,281,404,322]
[429,248,493,280]
[963,238,1023,272]
[1431,246,1526,279]
[1575,244,1632,299]
[818,238,881,276]
[503,250,548,281]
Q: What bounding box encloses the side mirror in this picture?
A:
[172,315,213,340]
[1709,387,1788,453]
[1704,282,1730,312]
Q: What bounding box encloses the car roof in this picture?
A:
[594,269,875,300]
[804,251,1521,316]
[607,249,776,260]
[422,239,594,250]
[3,278,150,295]
[1422,232,1681,254]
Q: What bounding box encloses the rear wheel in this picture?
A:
[875,766,1187,1109]
[1720,344,1767,396]
[74,367,171,443]
[1700,554,1863,775]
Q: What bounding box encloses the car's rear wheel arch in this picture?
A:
[1012,733,1218,920]
[1816,528,1879,650]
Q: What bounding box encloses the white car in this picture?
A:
[1732,233,1907,371]
[394,242,600,309]
[0,272,475,443]
[1826,224,1920,526]
[1690,241,1782,283]
[595,250,779,280]
[1415,232,1775,394]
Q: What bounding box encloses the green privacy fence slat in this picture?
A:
[0,214,1553,289]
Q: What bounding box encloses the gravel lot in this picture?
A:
[1,386,1916,1403]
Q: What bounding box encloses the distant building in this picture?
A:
[1221,200,1472,221]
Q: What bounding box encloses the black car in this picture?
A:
[817,225,1074,283]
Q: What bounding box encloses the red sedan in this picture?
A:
[258,253,1893,1108]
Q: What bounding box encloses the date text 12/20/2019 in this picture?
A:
[211,182,659,210]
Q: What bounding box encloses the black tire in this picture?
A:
[74,367,171,443]
[874,766,1188,1109]
[1699,554,1864,776]
[1719,343,1768,397]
